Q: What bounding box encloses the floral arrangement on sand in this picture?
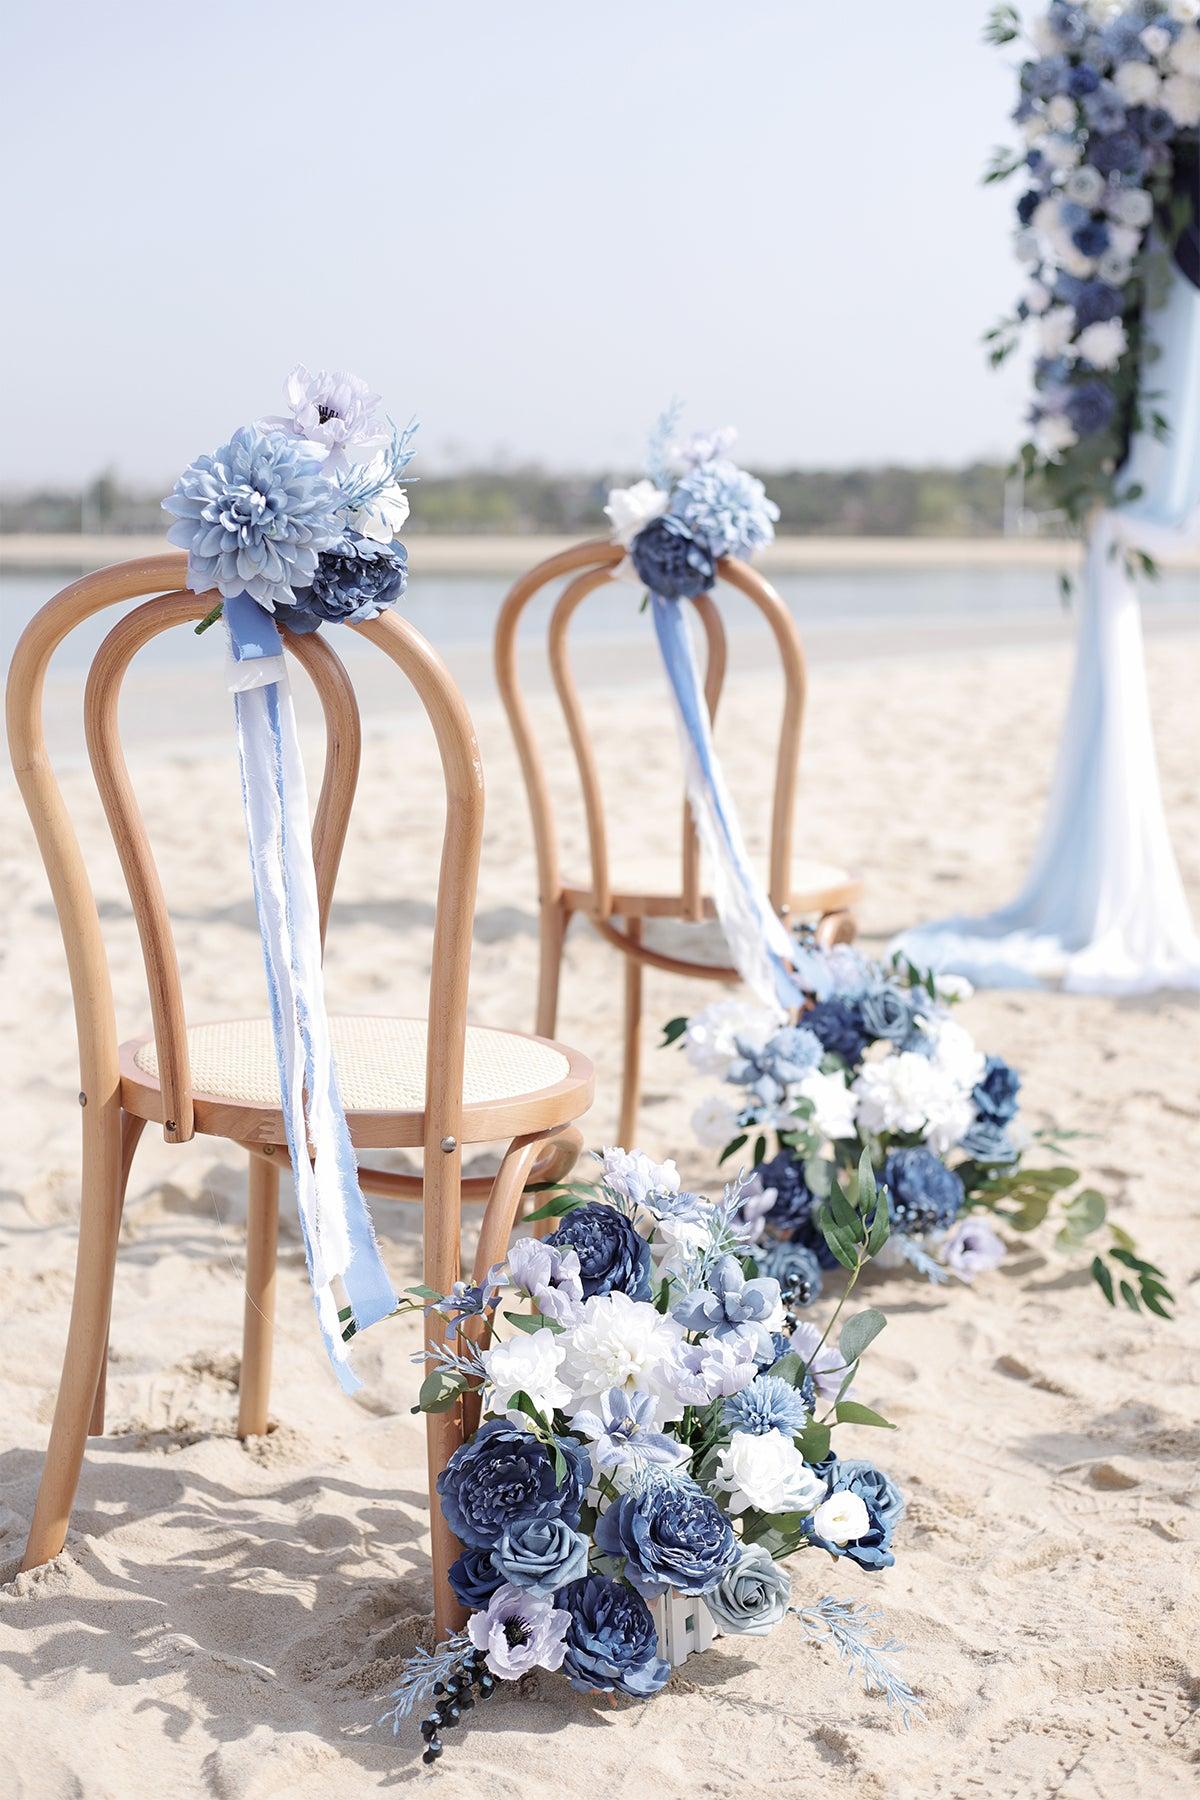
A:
[983,0,1199,535]
[672,939,1173,1317]
[382,1149,919,1762]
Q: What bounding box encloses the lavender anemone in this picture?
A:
[465,1582,570,1680]
[263,363,389,468]
[164,426,342,610]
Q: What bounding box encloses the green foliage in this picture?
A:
[522,1181,597,1223]
[418,1368,465,1413]
[660,1015,689,1048]
[983,3,1020,45]
[718,1133,748,1165]
[834,1400,896,1430]
[1090,1246,1174,1318]
[839,1308,887,1365]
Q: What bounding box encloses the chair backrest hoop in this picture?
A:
[7,556,484,1154]
[494,537,806,922]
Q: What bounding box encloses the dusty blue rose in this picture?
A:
[959,1118,1019,1164]
[547,1202,652,1301]
[806,1457,904,1571]
[1066,379,1117,437]
[493,1516,590,1597]
[630,514,716,599]
[559,1574,670,1697]
[858,984,916,1046]
[757,1239,823,1309]
[436,1418,589,1550]
[704,1543,791,1635]
[595,1481,738,1599]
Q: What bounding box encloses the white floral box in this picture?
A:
[653,1592,717,1667]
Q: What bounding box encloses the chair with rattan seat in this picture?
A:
[496,539,861,1145]
[7,554,593,1637]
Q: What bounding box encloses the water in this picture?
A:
[3,561,1195,680]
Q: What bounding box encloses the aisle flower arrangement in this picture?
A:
[382,1149,919,1762]
[983,0,1200,532]
[672,939,1174,1316]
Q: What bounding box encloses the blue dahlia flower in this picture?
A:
[546,1202,652,1302]
[1066,63,1100,97]
[163,425,342,610]
[672,458,780,560]
[558,1575,670,1698]
[757,1239,823,1309]
[806,1458,904,1571]
[723,1372,811,1438]
[881,1147,965,1236]
[436,1418,589,1550]
[1066,380,1118,436]
[973,1055,1022,1125]
[630,514,716,599]
[285,533,407,633]
[804,998,870,1066]
[595,1479,738,1599]
[448,1545,503,1610]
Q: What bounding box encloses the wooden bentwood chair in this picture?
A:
[496,540,862,1145]
[8,555,593,1638]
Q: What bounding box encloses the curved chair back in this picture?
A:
[6,555,485,1165]
[494,539,806,931]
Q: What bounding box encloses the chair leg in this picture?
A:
[23,1096,125,1571]
[535,895,567,1038]
[618,918,643,1148]
[816,907,858,950]
[89,1111,146,1436]
[422,1135,466,1643]
[237,1151,280,1439]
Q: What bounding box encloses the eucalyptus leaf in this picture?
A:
[834,1400,895,1430]
[418,1369,465,1413]
[839,1307,887,1364]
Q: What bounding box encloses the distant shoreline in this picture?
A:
[6,531,1199,576]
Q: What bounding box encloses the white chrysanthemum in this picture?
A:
[691,1094,743,1150]
[604,479,669,547]
[557,1291,686,1425]
[922,1082,977,1157]
[1041,134,1081,171]
[481,1328,572,1418]
[795,1068,857,1141]
[810,1491,871,1546]
[1169,25,1200,75]
[714,1430,824,1516]
[683,1000,782,1075]
[1076,318,1128,370]
[1035,413,1079,460]
[1046,94,1077,130]
[1114,60,1161,106]
[1023,278,1053,316]
[599,1147,680,1207]
[1038,306,1078,358]
[854,1051,941,1137]
[1162,72,1200,124]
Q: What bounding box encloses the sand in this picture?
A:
[1,615,1197,1798]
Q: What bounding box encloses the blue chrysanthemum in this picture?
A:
[723,1373,811,1438]
[164,425,342,610]
[672,458,780,560]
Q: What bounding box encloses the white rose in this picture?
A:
[1076,319,1128,370]
[1032,197,1062,238]
[1162,72,1200,124]
[1065,165,1106,206]
[1168,26,1200,75]
[1046,94,1077,129]
[1038,305,1078,358]
[1141,24,1172,58]
[1106,222,1143,262]
[796,1068,857,1141]
[350,479,410,543]
[1106,186,1153,227]
[1035,412,1079,460]
[690,1094,742,1151]
[648,1209,712,1278]
[481,1328,572,1419]
[714,1430,825,1516]
[933,972,974,1003]
[1023,278,1053,316]
[1021,114,1048,145]
[603,479,669,548]
[1169,1,1200,26]
[1042,134,1081,170]
[1114,61,1161,106]
[810,1491,871,1546]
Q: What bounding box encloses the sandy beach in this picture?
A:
[1,616,1197,1798]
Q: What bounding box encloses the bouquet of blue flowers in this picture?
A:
[672,938,1173,1315]
[383,1148,919,1762]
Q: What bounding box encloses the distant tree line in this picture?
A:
[1,460,1014,538]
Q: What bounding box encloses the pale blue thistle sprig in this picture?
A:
[335,417,420,513]
[644,399,685,492]
[793,1598,923,1727]
[891,1234,953,1286]
[411,1336,488,1384]
[380,1630,474,1731]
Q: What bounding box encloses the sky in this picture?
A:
[0,0,1031,484]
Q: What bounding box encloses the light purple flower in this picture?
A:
[672,1331,760,1404]
[466,1582,570,1680]
[500,1236,585,1326]
[262,363,389,470]
[571,1387,689,1474]
[939,1218,1007,1282]
[789,1319,853,1404]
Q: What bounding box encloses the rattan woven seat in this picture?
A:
[122,1015,588,1148]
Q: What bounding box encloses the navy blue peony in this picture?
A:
[558,1574,671,1697]
[753,1150,837,1269]
[285,533,408,632]
[546,1202,652,1302]
[806,1458,905,1571]
[595,1481,739,1599]
[881,1147,965,1236]
[973,1055,1022,1125]
[447,1546,503,1610]
[803,998,870,1066]
[630,514,716,600]
[436,1418,589,1550]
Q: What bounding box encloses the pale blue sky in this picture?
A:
[1,0,1029,483]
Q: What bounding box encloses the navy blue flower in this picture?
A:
[546,1202,652,1302]
[436,1418,589,1550]
[630,514,716,600]
[286,533,407,632]
[448,1546,503,1610]
[1066,63,1100,98]
[753,1151,837,1270]
[1089,131,1145,179]
[806,1459,904,1571]
[558,1575,670,1698]
[1071,279,1124,328]
[1142,106,1177,145]
[1016,189,1041,226]
[881,1147,965,1236]
[1071,219,1110,259]
[973,1055,1022,1125]
[1083,83,1126,133]
[595,1481,739,1600]
[757,1240,823,1310]
[1066,379,1117,437]
[804,998,869,1066]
